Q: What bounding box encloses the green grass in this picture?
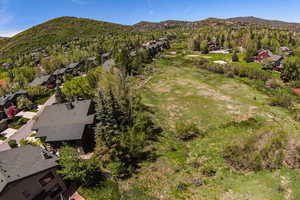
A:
[78,181,120,200]
[119,53,300,199]
[8,117,29,129]
[0,135,7,141]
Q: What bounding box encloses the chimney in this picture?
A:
[66,102,74,110]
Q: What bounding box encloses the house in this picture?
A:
[256,49,284,66]
[0,146,67,200]
[66,62,82,71]
[256,49,273,62]
[29,75,55,88]
[0,90,28,110]
[279,46,293,56]
[33,100,95,154]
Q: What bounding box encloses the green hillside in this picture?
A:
[0,16,131,58]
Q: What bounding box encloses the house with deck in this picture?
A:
[0,146,67,200]
[256,49,284,68]
[32,100,95,154]
[29,75,56,89]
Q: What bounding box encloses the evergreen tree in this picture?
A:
[232,51,239,62]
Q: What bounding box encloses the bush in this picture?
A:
[16,96,33,111]
[270,90,294,108]
[281,57,300,82]
[8,117,29,129]
[175,121,203,141]
[232,51,239,62]
[27,85,50,98]
[198,63,272,82]
[8,140,18,148]
[78,180,120,200]
[224,129,288,171]
[59,146,104,186]
[0,135,7,141]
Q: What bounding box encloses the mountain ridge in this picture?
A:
[2,16,300,59]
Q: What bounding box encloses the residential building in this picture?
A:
[33,100,95,154]
[29,75,56,88]
[0,146,67,200]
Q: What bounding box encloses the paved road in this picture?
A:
[0,95,56,151]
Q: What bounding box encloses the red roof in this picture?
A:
[0,80,7,86]
[293,88,300,96]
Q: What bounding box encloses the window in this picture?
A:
[39,172,55,187]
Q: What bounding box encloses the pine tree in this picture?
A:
[232,51,239,62]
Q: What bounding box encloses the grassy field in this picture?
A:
[119,49,300,199]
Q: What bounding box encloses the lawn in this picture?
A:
[0,135,7,141]
[119,52,300,199]
[8,117,29,129]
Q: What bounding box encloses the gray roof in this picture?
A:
[29,75,51,87]
[53,68,67,76]
[0,90,27,106]
[0,146,58,192]
[67,62,80,69]
[33,100,94,142]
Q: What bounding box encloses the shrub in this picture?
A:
[59,146,104,186]
[17,96,33,111]
[232,51,239,62]
[27,85,50,98]
[175,121,203,141]
[270,90,294,108]
[289,80,300,88]
[78,180,121,200]
[8,117,29,129]
[281,57,300,82]
[8,140,18,148]
[198,63,272,82]
[224,129,288,171]
[201,166,217,177]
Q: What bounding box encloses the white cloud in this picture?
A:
[0,30,22,37]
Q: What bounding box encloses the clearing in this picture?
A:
[120,51,300,200]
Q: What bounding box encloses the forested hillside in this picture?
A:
[1,15,300,199]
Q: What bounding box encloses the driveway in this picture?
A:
[0,95,56,151]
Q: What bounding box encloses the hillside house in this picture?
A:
[29,75,56,88]
[256,49,284,66]
[0,90,28,111]
[279,46,293,56]
[33,100,95,154]
[0,146,67,200]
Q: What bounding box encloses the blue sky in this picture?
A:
[0,0,300,37]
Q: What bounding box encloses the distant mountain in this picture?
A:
[133,20,196,30]
[0,16,131,58]
[227,16,300,31]
[1,16,300,59]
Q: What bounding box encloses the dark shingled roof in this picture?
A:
[0,146,58,193]
[29,75,51,87]
[33,100,95,142]
[0,90,27,106]
[67,62,80,69]
[53,68,67,76]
